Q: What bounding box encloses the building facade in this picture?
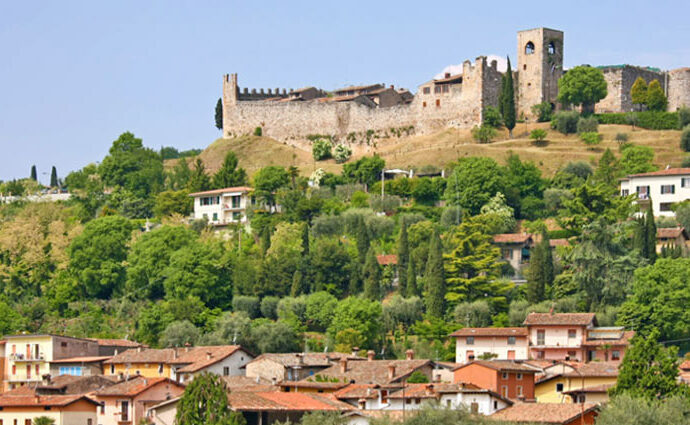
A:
[453,361,538,401]
[523,313,597,362]
[620,168,690,217]
[189,186,254,226]
[451,328,529,363]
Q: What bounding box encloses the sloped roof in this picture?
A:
[523,313,597,326]
[188,186,253,197]
[582,330,635,347]
[450,327,528,337]
[227,391,353,412]
[657,227,688,239]
[493,233,533,244]
[333,84,383,93]
[453,360,539,373]
[249,352,359,368]
[376,254,398,265]
[38,375,119,394]
[95,377,182,397]
[104,348,176,364]
[223,376,279,392]
[563,362,619,378]
[279,381,349,391]
[680,360,690,371]
[313,359,432,384]
[333,384,385,400]
[172,345,249,373]
[51,356,112,364]
[87,338,144,348]
[627,168,690,178]
[0,394,99,408]
[491,402,598,424]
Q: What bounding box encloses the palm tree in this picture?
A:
[287,166,299,189]
[33,417,55,425]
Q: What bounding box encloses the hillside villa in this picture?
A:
[189,186,254,226]
[619,168,690,216]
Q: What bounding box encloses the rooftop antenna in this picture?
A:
[324,345,328,353]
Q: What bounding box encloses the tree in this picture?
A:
[354,214,370,263]
[250,320,301,353]
[619,144,656,175]
[382,295,423,332]
[406,259,418,297]
[424,229,445,318]
[471,125,497,143]
[630,77,648,110]
[309,237,352,296]
[328,297,382,349]
[305,291,338,331]
[213,152,248,190]
[30,165,37,181]
[646,79,668,111]
[176,372,246,425]
[50,166,58,188]
[529,129,548,142]
[187,158,211,193]
[407,370,429,383]
[557,65,608,113]
[482,106,502,128]
[342,155,385,187]
[596,395,690,425]
[363,247,382,300]
[501,57,516,136]
[526,231,554,303]
[397,221,409,295]
[681,126,690,152]
[312,138,333,160]
[444,157,506,215]
[98,132,164,196]
[633,201,657,263]
[32,417,55,425]
[160,320,200,347]
[594,148,620,187]
[215,98,223,130]
[580,132,602,148]
[479,192,516,233]
[153,190,193,217]
[169,158,192,190]
[610,330,687,400]
[453,300,492,327]
[253,166,289,207]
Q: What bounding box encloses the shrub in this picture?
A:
[615,133,629,144]
[679,107,690,128]
[471,125,497,143]
[551,111,580,134]
[681,125,690,152]
[232,296,260,318]
[576,116,599,134]
[645,79,668,111]
[529,129,548,143]
[531,102,553,122]
[333,144,352,163]
[636,111,678,130]
[253,127,262,136]
[482,106,503,128]
[312,138,333,161]
[682,156,690,167]
[595,113,628,125]
[580,132,602,148]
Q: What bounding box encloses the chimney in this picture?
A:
[367,350,375,361]
[339,359,348,374]
[114,349,118,356]
[42,374,51,385]
[184,342,190,353]
[387,365,396,380]
[405,349,414,360]
[206,351,212,360]
[118,372,124,381]
[425,384,434,396]
[174,348,178,359]
[296,353,304,365]
[445,72,451,78]
[352,347,360,357]
[137,346,142,353]
[271,377,277,386]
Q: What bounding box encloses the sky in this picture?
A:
[1,0,689,183]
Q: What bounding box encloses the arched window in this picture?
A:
[525,42,535,55]
[548,42,556,55]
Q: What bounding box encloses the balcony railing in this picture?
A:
[9,353,45,361]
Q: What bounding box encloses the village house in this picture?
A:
[450,327,529,363]
[490,402,599,425]
[95,376,184,425]
[656,227,689,254]
[492,233,533,282]
[49,356,112,378]
[581,328,634,363]
[523,313,598,361]
[245,352,362,383]
[86,339,146,357]
[3,334,100,391]
[189,186,254,226]
[0,341,5,393]
[619,168,690,216]
[0,390,100,425]
[534,362,619,404]
[453,360,539,401]
[306,351,433,385]
[104,345,253,383]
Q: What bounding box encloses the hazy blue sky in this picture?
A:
[1,1,689,183]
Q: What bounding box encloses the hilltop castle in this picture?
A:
[221,27,690,143]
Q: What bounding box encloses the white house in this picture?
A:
[189,186,254,225]
[619,168,690,216]
[450,328,529,363]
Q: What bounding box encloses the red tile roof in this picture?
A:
[563,362,619,378]
[172,345,248,373]
[0,394,99,408]
[87,338,144,348]
[332,384,383,400]
[491,402,598,424]
[95,377,182,397]
[188,186,253,197]
[227,391,353,412]
[453,360,539,373]
[582,330,634,347]
[450,327,528,337]
[104,348,176,364]
[249,352,360,368]
[523,313,597,326]
[376,254,398,265]
[222,376,279,392]
[680,360,690,371]
[313,359,432,384]
[51,356,112,364]
[628,168,690,178]
[657,227,688,239]
[493,233,533,244]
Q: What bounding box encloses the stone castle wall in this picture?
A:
[668,68,690,111]
[595,66,666,113]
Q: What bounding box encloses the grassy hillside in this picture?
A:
[190,123,683,178]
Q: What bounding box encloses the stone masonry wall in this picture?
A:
[668,68,690,111]
[595,66,666,113]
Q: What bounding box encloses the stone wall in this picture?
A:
[668,68,690,111]
[595,65,666,113]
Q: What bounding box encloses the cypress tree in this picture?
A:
[646,80,668,112]
[260,225,272,256]
[526,231,554,303]
[645,201,657,263]
[363,247,381,300]
[187,159,211,192]
[30,165,37,181]
[502,57,516,138]
[348,264,362,295]
[630,77,648,111]
[355,215,370,263]
[291,269,303,297]
[215,98,223,130]
[406,259,418,297]
[397,220,409,295]
[424,229,446,318]
[302,222,310,257]
[50,166,58,188]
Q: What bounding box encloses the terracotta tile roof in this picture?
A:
[104,348,176,364]
[491,402,598,424]
[376,254,398,265]
[433,74,463,84]
[523,313,597,326]
[564,362,619,378]
[188,186,253,197]
[95,376,182,397]
[454,360,539,373]
[493,233,533,244]
[680,360,690,371]
[0,394,99,408]
[227,391,353,412]
[450,327,528,337]
[222,376,279,392]
[87,338,144,348]
[312,359,432,384]
[549,238,570,247]
[279,381,349,391]
[172,345,248,373]
[249,352,360,368]
[582,330,635,346]
[628,168,690,178]
[333,384,389,400]
[51,356,112,364]
[563,383,614,394]
[657,227,688,239]
[38,375,119,394]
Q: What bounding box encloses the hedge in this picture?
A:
[594,111,680,130]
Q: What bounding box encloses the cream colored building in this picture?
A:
[620,168,690,216]
[189,186,254,226]
[0,394,99,425]
[451,328,529,363]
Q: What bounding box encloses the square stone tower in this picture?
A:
[516,27,564,119]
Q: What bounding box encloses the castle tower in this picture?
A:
[516,28,564,120]
[222,74,239,137]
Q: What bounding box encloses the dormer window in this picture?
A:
[525,42,535,55]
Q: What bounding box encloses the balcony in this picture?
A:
[9,353,46,362]
[222,203,243,211]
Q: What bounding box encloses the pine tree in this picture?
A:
[406,259,418,297]
[30,165,37,181]
[501,57,516,138]
[594,148,619,186]
[176,372,247,425]
[348,264,362,295]
[355,215,370,263]
[50,166,58,188]
[215,98,223,130]
[363,247,381,300]
[212,151,248,189]
[424,229,446,318]
[630,77,648,111]
[397,220,409,295]
[187,159,211,192]
[526,231,554,303]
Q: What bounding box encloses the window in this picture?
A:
[470,402,479,413]
[422,102,427,108]
[661,184,675,194]
[503,248,513,260]
[682,177,690,187]
[442,85,449,93]
[435,99,441,107]
[434,86,441,94]
[567,351,577,359]
[588,350,596,361]
[12,365,16,375]
[212,212,218,221]
[568,329,577,339]
[466,336,474,345]
[423,87,430,94]
[121,400,129,422]
[636,186,650,199]
[406,399,411,404]
[231,195,241,208]
[381,390,388,403]
[517,385,523,397]
[537,350,545,359]
[660,202,674,212]
[621,189,629,196]
[523,64,527,71]
[508,336,516,345]
[233,212,242,221]
[537,330,545,345]
[501,372,508,380]
[556,383,564,392]
[612,350,621,361]
[525,42,535,55]
[223,366,230,376]
[35,364,40,377]
[446,400,452,407]
[501,386,508,398]
[61,342,67,348]
[110,364,115,374]
[548,42,556,55]
[493,401,498,410]
[158,364,164,374]
[88,420,93,425]
[26,365,31,379]
[507,350,515,360]
[24,420,30,425]
[516,373,523,380]
[101,402,106,414]
[415,398,420,404]
[466,351,474,362]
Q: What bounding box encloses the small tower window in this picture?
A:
[548,42,556,55]
[525,42,535,55]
